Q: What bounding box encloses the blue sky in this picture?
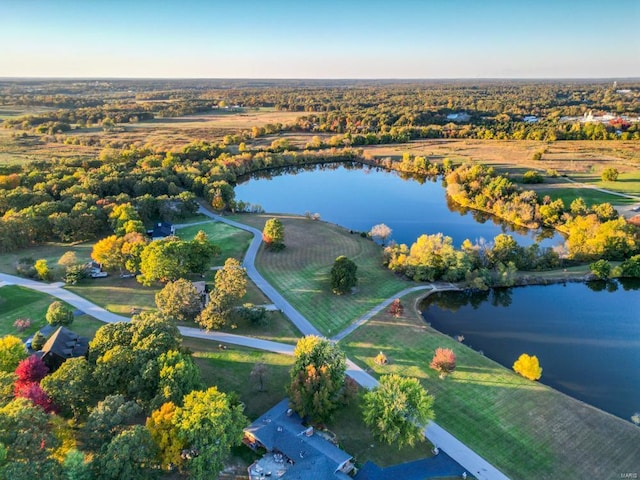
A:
[1,0,638,78]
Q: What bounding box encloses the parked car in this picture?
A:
[90,271,108,278]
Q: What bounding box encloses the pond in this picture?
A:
[421,279,640,421]
[235,163,564,247]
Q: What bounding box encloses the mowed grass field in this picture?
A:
[186,340,434,468]
[176,220,253,264]
[340,291,640,480]
[0,285,104,339]
[231,214,413,336]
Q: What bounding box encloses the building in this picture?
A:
[523,115,539,123]
[446,112,471,123]
[36,326,89,371]
[244,399,355,480]
[150,221,175,240]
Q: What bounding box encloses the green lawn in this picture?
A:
[340,291,640,480]
[0,285,104,339]
[185,340,433,468]
[596,170,640,195]
[67,276,159,316]
[176,221,253,264]
[0,242,94,275]
[231,214,412,336]
[538,186,638,207]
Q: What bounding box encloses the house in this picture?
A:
[244,399,355,480]
[446,112,471,122]
[523,115,539,123]
[150,221,175,240]
[36,326,89,371]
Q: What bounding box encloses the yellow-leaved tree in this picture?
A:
[513,353,542,381]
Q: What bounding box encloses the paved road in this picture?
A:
[196,207,322,337]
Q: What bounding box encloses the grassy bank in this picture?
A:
[230,214,412,336]
[340,290,640,479]
[176,220,253,264]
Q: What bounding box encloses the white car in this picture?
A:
[90,271,108,278]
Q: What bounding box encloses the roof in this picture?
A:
[40,326,89,360]
[151,221,174,239]
[245,399,353,480]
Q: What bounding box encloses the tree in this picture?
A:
[149,350,202,410]
[429,348,457,379]
[250,362,268,392]
[388,298,404,317]
[46,301,74,326]
[146,402,185,470]
[91,235,126,272]
[93,426,159,480]
[620,254,640,277]
[57,251,79,269]
[83,394,143,451]
[362,374,435,449]
[14,355,48,385]
[590,259,612,279]
[370,223,392,244]
[0,336,27,373]
[34,258,53,281]
[513,353,542,381]
[155,279,202,322]
[288,336,347,423]
[30,331,47,351]
[197,258,247,330]
[172,387,247,480]
[62,449,92,480]
[13,382,56,413]
[601,167,619,181]
[41,357,93,418]
[262,218,285,250]
[330,255,357,295]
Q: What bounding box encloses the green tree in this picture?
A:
[362,374,435,449]
[93,426,159,480]
[83,395,143,451]
[173,387,247,480]
[63,449,92,480]
[155,279,202,322]
[45,301,74,327]
[620,254,640,277]
[330,255,358,295]
[197,258,246,330]
[41,357,93,418]
[288,336,347,423]
[513,353,542,381]
[601,167,619,181]
[0,335,27,373]
[148,350,202,410]
[34,258,53,281]
[262,218,285,250]
[590,259,612,279]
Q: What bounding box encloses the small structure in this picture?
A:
[244,399,354,480]
[36,326,89,371]
[150,221,175,240]
[192,280,209,307]
[446,112,471,122]
[523,115,539,123]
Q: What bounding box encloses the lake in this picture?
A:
[235,163,564,247]
[421,280,640,421]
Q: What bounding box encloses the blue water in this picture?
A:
[422,280,640,421]
[235,164,564,247]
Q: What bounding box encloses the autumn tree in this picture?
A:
[197,258,246,330]
[262,218,285,250]
[513,353,542,381]
[0,335,27,373]
[14,355,48,386]
[34,258,53,281]
[46,301,74,326]
[362,374,435,449]
[370,223,392,244]
[288,336,347,423]
[330,255,357,295]
[91,235,125,271]
[429,348,457,379]
[146,402,185,470]
[57,251,79,269]
[601,167,619,181]
[155,279,203,322]
[388,298,404,317]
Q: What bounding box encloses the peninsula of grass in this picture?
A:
[186,340,433,468]
[0,285,104,339]
[176,220,253,263]
[340,290,640,480]
[230,214,413,336]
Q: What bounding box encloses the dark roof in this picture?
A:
[151,221,174,238]
[245,399,352,480]
[40,326,89,360]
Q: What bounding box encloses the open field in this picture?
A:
[176,220,253,263]
[66,276,159,316]
[185,340,433,468]
[230,214,413,336]
[0,241,94,276]
[0,285,103,339]
[340,290,640,480]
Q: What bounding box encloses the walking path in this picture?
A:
[0,211,510,480]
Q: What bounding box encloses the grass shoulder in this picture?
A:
[339,290,640,479]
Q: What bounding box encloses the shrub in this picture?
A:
[521,170,544,184]
[513,353,542,381]
[46,301,74,327]
[601,167,619,182]
[13,318,31,333]
[429,348,457,379]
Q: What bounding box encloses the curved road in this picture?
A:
[0,212,509,480]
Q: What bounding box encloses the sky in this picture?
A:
[1,0,639,79]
